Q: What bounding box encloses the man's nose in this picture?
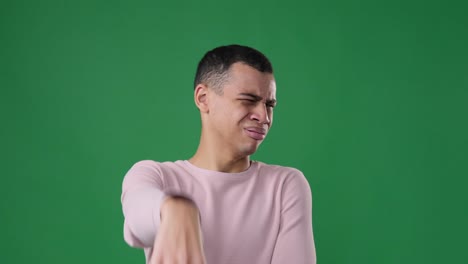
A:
[251,104,271,124]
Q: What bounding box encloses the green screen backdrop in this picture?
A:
[2,0,467,263]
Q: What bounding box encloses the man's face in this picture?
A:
[207,62,277,157]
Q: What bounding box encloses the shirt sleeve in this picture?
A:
[121,160,171,248]
[270,170,317,264]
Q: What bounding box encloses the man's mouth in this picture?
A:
[244,127,266,140]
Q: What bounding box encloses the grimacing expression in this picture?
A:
[208,62,277,156]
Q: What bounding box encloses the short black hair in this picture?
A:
[194,44,273,93]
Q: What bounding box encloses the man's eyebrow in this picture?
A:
[267,99,277,105]
[238,93,262,100]
[238,93,277,104]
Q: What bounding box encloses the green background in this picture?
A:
[2,0,467,263]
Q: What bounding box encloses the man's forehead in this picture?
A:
[236,81,276,97]
[222,63,276,97]
[229,63,274,82]
[231,81,275,94]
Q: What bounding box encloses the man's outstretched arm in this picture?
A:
[121,161,206,263]
[121,161,168,247]
[151,196,206,264]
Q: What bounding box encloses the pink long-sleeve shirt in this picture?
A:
[121,160,316,264]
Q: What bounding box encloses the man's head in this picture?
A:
[194,45,277,158]
[194,45,273,94]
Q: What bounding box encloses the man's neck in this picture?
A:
[188,148,251,173]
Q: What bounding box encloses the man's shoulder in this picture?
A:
[255,160,305,177]
[130,159,185,167]
[256,161,311,197]
[129,159,188,174]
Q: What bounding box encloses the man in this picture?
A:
[121,44,317,264]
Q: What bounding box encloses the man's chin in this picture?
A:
[240,142,262,156]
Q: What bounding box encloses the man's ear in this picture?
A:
[194,84,210,113]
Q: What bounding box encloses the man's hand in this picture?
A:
[151,196,206,264]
